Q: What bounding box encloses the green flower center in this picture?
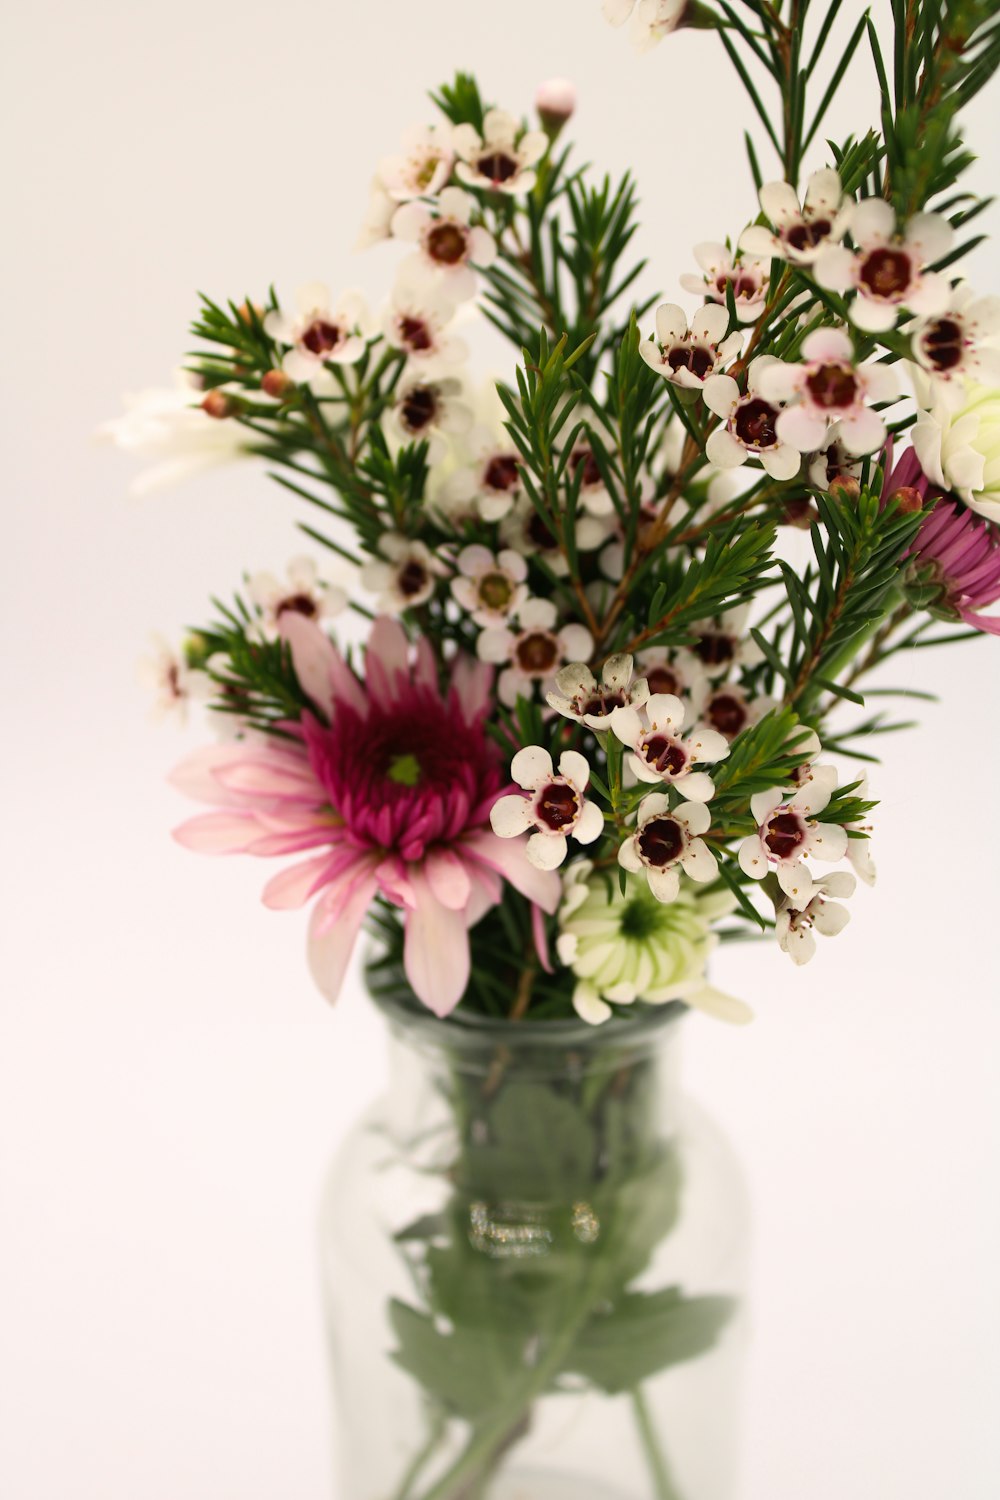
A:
[387,752,422,787]
[619,890,667,941]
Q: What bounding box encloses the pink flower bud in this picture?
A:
[535,77,576,133]
[201,390,234,420]
[261,369,293,399]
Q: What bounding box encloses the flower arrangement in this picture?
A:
[109,1,1000,1032]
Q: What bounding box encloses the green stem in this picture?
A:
[391,1409,449,1500]
[631,1386,684,1500]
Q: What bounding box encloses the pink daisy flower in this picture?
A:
[171,616,560,1017]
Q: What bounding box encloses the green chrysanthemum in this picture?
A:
[556,862,751,1025]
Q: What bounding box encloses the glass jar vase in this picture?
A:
[320,993,748,1500]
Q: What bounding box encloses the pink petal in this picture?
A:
[460,829,561,914]
[366,616,410,700]
[403,867,471,1016]
[423,846,473,911]
[172,810,261,853]
[213,760,323,801]
[262,852,342,910]
[307,867,380,1005]
[450,652,494,722]
[279,613,337,718]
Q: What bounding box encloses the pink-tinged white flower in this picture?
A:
[678,606,765,679]
[905,497,1000,635]
[635,648,705,703]
[611,693,729,801]
[248,556,347,637]
[618,793,718,903]
[356,179,396,250]
[535,77,576,130]
[439,430,525,523]
[807,422,864,491]
[909,286,1000,410]
[757,327,897,456]
[391,187,497,302]
[171,616,560,1017]
[360,534,450,614]
[844,773,876,886]
[452,110,548,196]
[640,302,743,388]
[450,544,529,626]
[98,370,249,496]
[704,357,801,480]
[738,781,849,905]
[477,598,594,708]
[263,286,369,384]
[740,169,851,267]
[138,634,212,724]
[490,746,604,870]
[681,244,769,323]
[688,677,773,743]
[603,0,691,51]
[377,122,454,201]
[547,653,649,730]
[775,871,855,965]
[564,438,617,517]
[814,201,952,333]
[499,494,613,572]
[381,279,467,367]
[911,382,1000,525]
[388,373,473,459]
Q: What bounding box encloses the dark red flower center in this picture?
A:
[427,222,468,265]
[400,384,439,433]
[638,816,685,867]
[920,316,964,373]
[693,631,735,668]
[398,560,429,598]
[734,397,779,449]
[526,511,557,549]
[645,664,682,696]
[667,343,714,380]
[536,780,579,832]
[484,454,521,492]
[716,272,760,301]
[641,734,689,778]
[785,217,831,253]
[276,592,318,619]
[516,630,559,675]
[476,151,519,184]
[805,362,859,410]
[705,690,747,739]
[477,570,514,611]
[763,810,806,859]
[859,246,913,300]
[570,448,602,488]
[580,689,627,718]
[301,318,343,356]
[399,315,434,353]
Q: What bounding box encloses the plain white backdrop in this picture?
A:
[3,2,999,1497]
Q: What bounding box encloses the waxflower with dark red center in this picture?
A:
[388,373,473,461]
[680,243,769,324]
[376,122,454,201]
[814,200,952,333]
[618,793,718,904]
[635,648,705,702]
[740,169,851,267]
[611,692,729,801]
[381,280,467,367]
[775,871,855,965]
[491,746,604,870]
[704,356,801,480]
[499,494,614,574]
[677,606,764,680]
[757,326,898,457]
[390,187,497,303]
[450,544,529,627]
[639,302,743,390]
[476,597,594,708]
[688,677,773,743]
[248,555,347,638]
[360,534,450,615]
[263,284,369,385]
[452,110,548,196]
[738,781,848,906]
[547,653,649,731]
[909,285,1000,410]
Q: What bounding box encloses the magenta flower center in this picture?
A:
[805,362,859,410]
[763,810,807,860]
[919,316,964,373]
[640,733,690,778]
[302,318,343,356]
[515,630,559,675]
[785,217,832,253]
[535,780,579,832]
[638,816,686,868]
[734,397,779,449]
[427,222,468,265]
[859,246,913,300]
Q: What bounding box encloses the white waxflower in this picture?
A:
[381,279,467,367]
[908,286,1000,411]
[98,370,248,496]
[263,285,369,385]
[390,186,497,302]
[499,494,613,574]
[565,437,616,518]
[739,169,851,267]
[680,243,769,324]
[807,422,865,491]
[757,326,898,456]
[450,544,529,626]
[618,793,718,903]
[138,634,213,724]
[738,780,849,906]
[640,302,743,389]
[356,179,396,250]
[247,556,347,636]
[438,430,524,523]
[634,648,706,703]
[359,535,449,614]
[377,122,454,201]
[477,599,594,708]
[603,0,692,52]
[677,605,765,680]
[845,770,876,886]
[452,110,548,196]
[490,747,604,870]
[688,677,773,743]
[704,356,801,480]
[558,862,751,1024]
[611,693,729,802]
[547,653,649,730]
[911,382,1000,525]
[775,871,855,965]
[387,373,473,460]
[814,201,952,333]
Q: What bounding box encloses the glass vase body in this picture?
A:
[320,996,748,1500]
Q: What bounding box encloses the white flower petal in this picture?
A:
[511,744,554,788]
[558,749,591,789]
[526,830,568,870]
[490,793,534,838]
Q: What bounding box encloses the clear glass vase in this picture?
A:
[320,993,748,1500]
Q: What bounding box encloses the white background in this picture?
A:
[3,2,999,1497]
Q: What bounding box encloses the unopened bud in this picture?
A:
[828,475,861,501]
[535,77,576,137]
[201,390,235,420]
[237,301,264,324]
[892,485,924,514]
[262,369,293,399]
[781,497,818,531]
